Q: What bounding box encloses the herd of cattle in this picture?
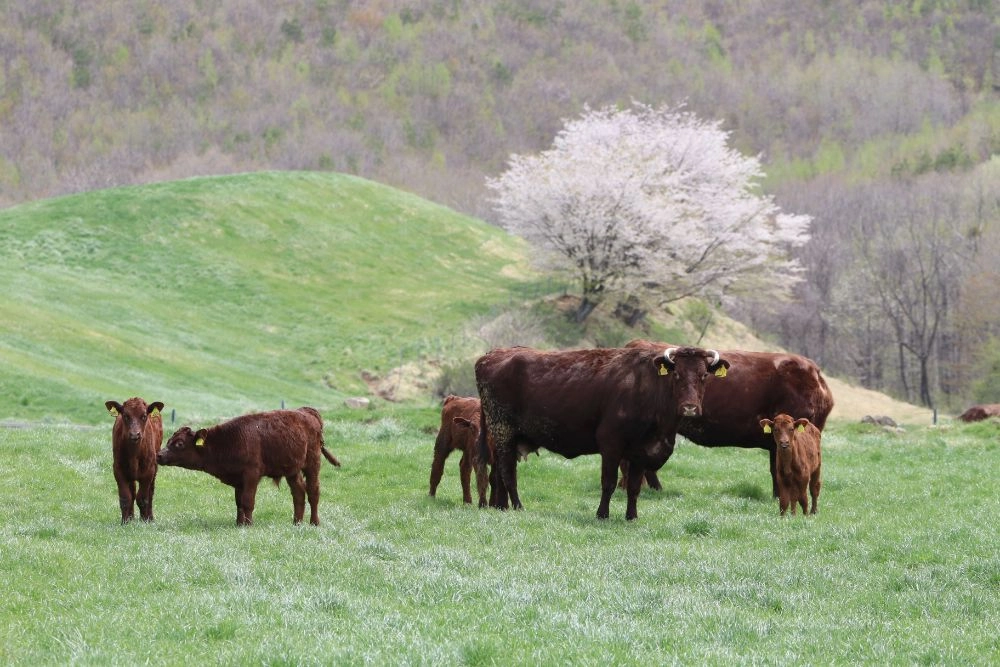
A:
[108,338,840,526]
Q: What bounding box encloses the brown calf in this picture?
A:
[429,395,493,507]
[105,397,165,524]
[157,407,341,526]
[958,404,1000,422]
[759,414,822,516]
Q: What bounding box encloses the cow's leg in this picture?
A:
[597,455,619,519]
[488,462,507,509]
[475,458,491,508]
[625,461,645,521]
[304,463,322,526]
[235,481,257,526]
[769,447,779,497]
[286,472,306,524]
[136,476,155,522]
[778,487,790,516]
[797,485,808,516]
[116,473,135,524]
[429,439,451,497]
[809,467,821,514]
[497,442,522,511]
[644,470,663,492]
[458,453,473,504]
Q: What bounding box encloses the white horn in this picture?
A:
[707,349,720,366]
[664,348,678,363]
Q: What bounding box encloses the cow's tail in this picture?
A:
[322,446,342,467]
[299,406,341,467]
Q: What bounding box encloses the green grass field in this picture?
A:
[1,412,997,665]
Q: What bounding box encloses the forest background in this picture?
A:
[1,0,999,411]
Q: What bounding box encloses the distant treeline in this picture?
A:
[1,0,998,408]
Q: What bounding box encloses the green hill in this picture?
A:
[0,171,531,424]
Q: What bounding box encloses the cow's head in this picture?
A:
[106,397,163,443]
[157,426,209,468]
[760,414,811,449]
[655,346,729,417]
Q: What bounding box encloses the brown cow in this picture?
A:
[429,395,494,507]
[157,407,341,526]
[105,397,165,524]
[624,340,834,496]
[475,345,729,520]
[958,404,1000,422]
[759,414,822,516]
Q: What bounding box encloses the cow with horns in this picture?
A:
[622,340,834,497]
[475,345,729,520]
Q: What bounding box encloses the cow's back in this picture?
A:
[476,346,662,458]
[208,410,320,475]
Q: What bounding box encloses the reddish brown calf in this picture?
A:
[429,395,493,507]
[958,404,1000,422]
[157,407,341,526]
[759,414,822,516]
[105,397,165,524]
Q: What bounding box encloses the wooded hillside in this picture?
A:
[2,0,998,410]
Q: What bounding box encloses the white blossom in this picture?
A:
[487,103,811,318]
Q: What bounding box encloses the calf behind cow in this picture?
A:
[429,395,493,507]
[625,339,834,497]
[157,407,341,526]
[759,414,822,516]
[105,397,165,524]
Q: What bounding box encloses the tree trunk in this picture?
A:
[574,297,598,323]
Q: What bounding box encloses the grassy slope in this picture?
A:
[0,171,529,424]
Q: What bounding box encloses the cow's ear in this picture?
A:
[759,419,773,434]
[654,355,673,376]
[148,402,164,417]
[453,417,473,429]
[194,428,208,447]
[105,401,122,417]
[710,359,731,378]
[794,418,811,432]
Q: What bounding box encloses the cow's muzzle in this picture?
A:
[680,404,700,417]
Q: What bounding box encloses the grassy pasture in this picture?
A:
[1,412,997,665]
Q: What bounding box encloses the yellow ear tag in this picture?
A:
[714,366,727,378]
[658,364,669,376]
[151,408,160,417]
[195,437,205,447]
[763,424,772,434]
[796,424,805,432]
[108,406,118,416]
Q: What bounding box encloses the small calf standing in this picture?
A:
[157,407,341,526]
[759,414,822,516]
[429,395,493,507]
[105,397,165,524]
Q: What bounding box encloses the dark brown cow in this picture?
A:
[105,397,165,524]
[157,407,341,526]
[429,395,494,507]
[475,345,729,520]
[759,414,822,516]
[958,404,1000,422]
[624,340,834,496]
